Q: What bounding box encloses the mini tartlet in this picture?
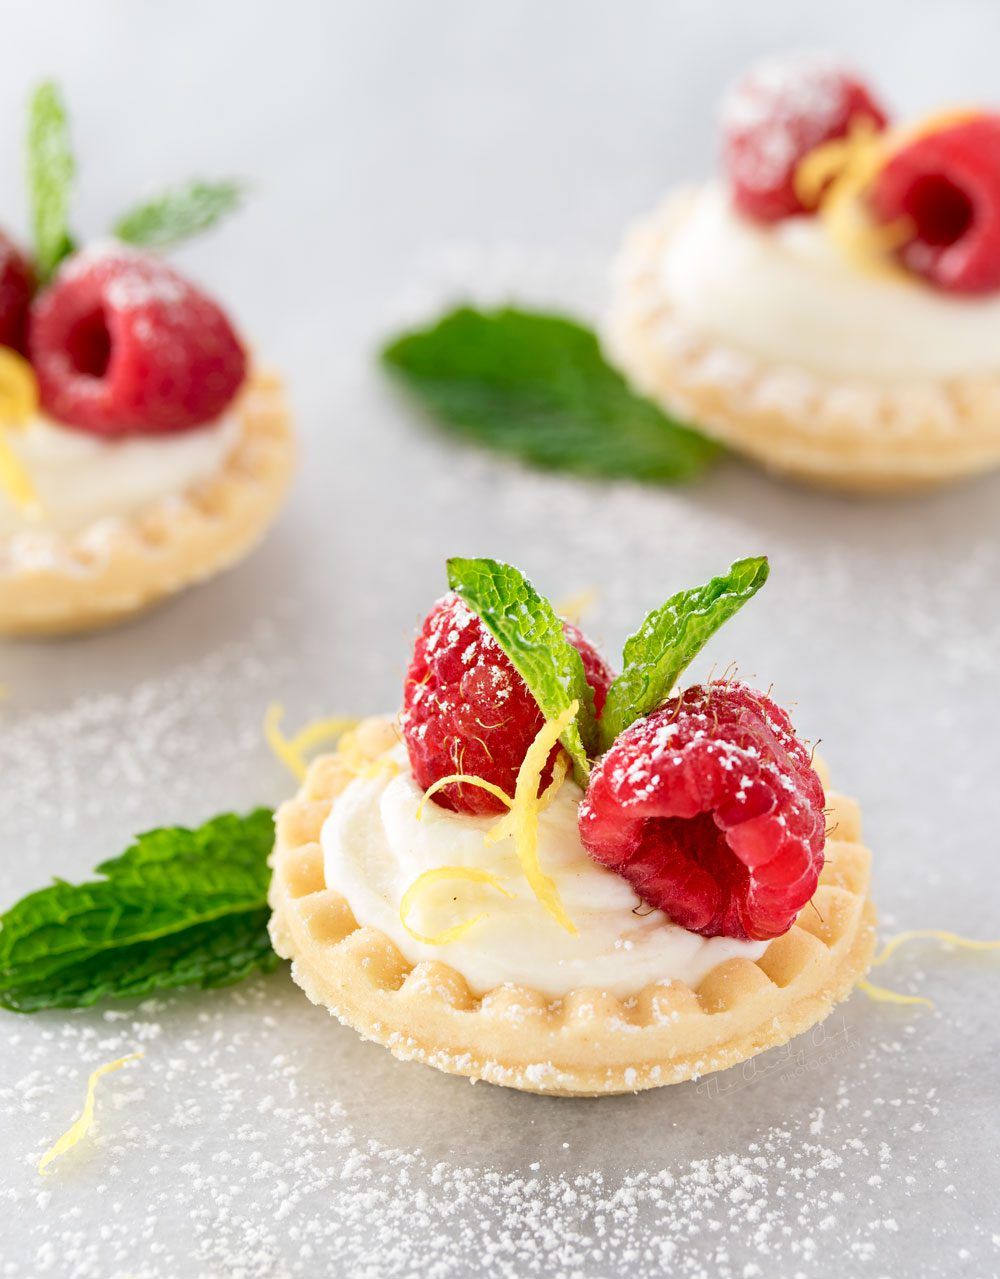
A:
[269,557,876,1096]
[608,54,1000,492]
[0,85,293,636]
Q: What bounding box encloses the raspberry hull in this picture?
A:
[30,245,246,436]
[578,682,825,941]
[870,115,1000,294]
[402,594,613,816]
[723,54,887,223]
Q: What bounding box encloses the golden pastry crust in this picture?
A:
[0,369,294,636]
[607,191,1000,493]
[268,718,877,1097]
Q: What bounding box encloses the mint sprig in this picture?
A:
[447,557,597,785]
[0,809,279,1012]
[383,308,719,484]
[599,557,770,750]
[26,81,75,282]
[113,179,246,250]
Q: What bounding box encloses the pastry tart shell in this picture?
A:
[0,368,294,637]
[607,192,1000,494]
[268,718,877,1097]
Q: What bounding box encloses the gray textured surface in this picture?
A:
[2,2,999,1275]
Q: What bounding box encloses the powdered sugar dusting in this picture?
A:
[2,240,998,1276]
[721,52,857,194]
[0,986,992,1277]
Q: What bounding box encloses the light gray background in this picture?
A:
[1,3,999,1276]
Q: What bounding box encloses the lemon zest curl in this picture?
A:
[793,108,989,282]
[501,702,579,936]
[416,774,513,820]
[484,749,568,848]
[0,349,42,518]
[38,1053,143,1176]
[399,866,513,945]
[415,705,579,935]
[264,703,359,781]
[857,979,934,1010]
[871,929,1000,968]
[858,929,1000,1011]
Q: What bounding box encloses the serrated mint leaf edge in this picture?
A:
[0,808,275,992]
[446,556,596,785]
[599,557,770,750]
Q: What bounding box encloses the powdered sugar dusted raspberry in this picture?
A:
[579,682,825,941]
[401,592,613,815]
[29,242,246,436]
[0,231,33,355]
[870,114,1000,294]
[722,53,887,222]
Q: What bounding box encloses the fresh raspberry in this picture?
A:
[29,244,246,436]
[0,231,34,354]
[578,682,825,941]
[869,115,1000,294]
[723,53,888,223]
[402,593,614,816]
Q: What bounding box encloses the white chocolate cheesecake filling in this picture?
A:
[322,746,766,999]
[660,182,1000,383]
[0,412,241,535]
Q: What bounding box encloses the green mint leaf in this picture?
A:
[0,910,278,1013]
[382,308,719,484]
[599,557,770,750]
[0,808,278,1011]
[26,81,75,281]
[113,179,246,249]
[447,556,597,785]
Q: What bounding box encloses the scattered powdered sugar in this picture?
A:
[2,241,998,1276]
[0,619,296,875]
[0,981,994,1278]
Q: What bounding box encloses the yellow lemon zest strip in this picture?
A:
[264,703,309,780]
[416,774,513,820]
[793,131,860,208]
[872,929,1000,968]
[290,716,360,756]
[857,930,1000,1010]
[794,108,987,283]
[794,117,914,280]
[554,587,598,624]
[38,1053,143,1176]
[0,348,42,518]
[264,704,359,781]
[503,702,579,935]
[483,749,569,848]
[399,866,514,945]
[857,979,934,1010]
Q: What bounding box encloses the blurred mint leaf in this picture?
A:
[26,81,75,281]
[0,808,278,1011]
[447,556,597,784]
[113,179,246,249]
[599,557,770,750]
[382,308,719,483]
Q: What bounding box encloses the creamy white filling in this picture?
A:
[660,182,1000,382]
[0,412,241,535]
[321,746,766,999]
